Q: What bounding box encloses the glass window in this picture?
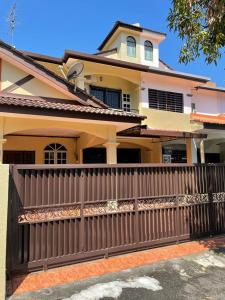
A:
[144,40,153,61]
[127,36,136,57]
[44,143,67,164]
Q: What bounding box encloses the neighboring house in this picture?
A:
[0,21,224,165]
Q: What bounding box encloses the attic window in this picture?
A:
[127,36,136,57]
[144,40,153,61]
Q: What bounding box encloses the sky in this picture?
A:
[0,0,224,86]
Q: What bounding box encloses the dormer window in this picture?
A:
[144,40,153,61]
[127,36,136,57]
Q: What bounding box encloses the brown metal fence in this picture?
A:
[7,163,225,275]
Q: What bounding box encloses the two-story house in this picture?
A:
[0,21,224,165]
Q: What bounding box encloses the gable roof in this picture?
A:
[0,40,108,108]
[98,21,166,51]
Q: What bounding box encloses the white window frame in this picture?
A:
[44,143,67,164]
[122,93,131,111]
[127,36,136,58]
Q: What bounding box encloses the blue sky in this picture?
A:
[0,0,224,86]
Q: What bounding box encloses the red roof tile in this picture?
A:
[0,93,145,120]
[191,113,225,125]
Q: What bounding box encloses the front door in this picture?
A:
[3,150,35,164]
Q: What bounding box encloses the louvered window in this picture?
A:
[148,89,184,113]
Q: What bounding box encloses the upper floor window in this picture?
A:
[44,143,67,164]
[148,89,184,113]
[90,86,121,109]
[144,40,153,61]
[127,36,136,57]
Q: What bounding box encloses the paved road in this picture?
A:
[10,248,225,300]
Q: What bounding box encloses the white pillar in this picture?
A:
[103,142,120,164]
[0,164,9,300]
[0,139,6,164]
[200,139,205,164]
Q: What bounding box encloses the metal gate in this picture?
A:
[7,163,225,275]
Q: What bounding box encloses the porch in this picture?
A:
[1,126,206,165]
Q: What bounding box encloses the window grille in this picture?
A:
[148,88,183,113]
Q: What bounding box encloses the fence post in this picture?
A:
[134,167,139,244]
[208,165,215,236]
[79,168,85,252]
[0,164,9,300]
[174,167,180,243]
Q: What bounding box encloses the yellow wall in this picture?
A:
[84,75,139,112]
[103,29,142,64]
[1,60,71,99]
[4,136,77,164]
[140,107,203,132]
[3,135,163,164]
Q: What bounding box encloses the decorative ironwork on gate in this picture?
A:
[7,164,225,275]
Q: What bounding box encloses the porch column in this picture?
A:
[200,139,205,164]
[103,142,120,164]
[186,138,198,164]
[0,139,6,164]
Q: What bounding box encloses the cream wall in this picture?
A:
[140,73,199,114]
[102,28,162,67]
[193,89,221,115]
[140,107,203,132]
[1,60,71,99]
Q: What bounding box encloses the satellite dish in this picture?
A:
[67,62,84,82]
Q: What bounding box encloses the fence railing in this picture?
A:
[7,163,225,275]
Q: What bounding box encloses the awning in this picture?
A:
[191,113,225,125]
[118,125,207,139]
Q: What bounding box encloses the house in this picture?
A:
[0,21,224,165]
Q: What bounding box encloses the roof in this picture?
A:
[98,21,166,51]
[0,93,145,123]
[93,48,118,56]
[63,51,210,83]
[118,125,207,138]
[196,85,225,93]
[20,48,210,83]
[191,113,225,125]
[0,40,109,109]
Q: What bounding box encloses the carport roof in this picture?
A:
[118,125,207,138]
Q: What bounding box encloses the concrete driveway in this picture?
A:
[10,246,225,300]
